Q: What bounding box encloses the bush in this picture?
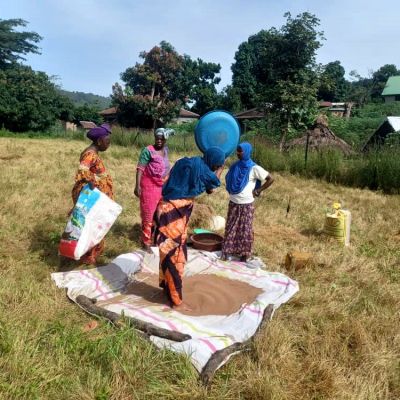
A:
[251,136,400,194]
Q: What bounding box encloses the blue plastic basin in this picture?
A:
[194,110,241,157]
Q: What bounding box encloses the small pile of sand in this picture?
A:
[182,275,262,316]
[122,273,262,317]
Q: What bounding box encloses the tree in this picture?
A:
[217,85,242,113]
[0,64,68,131]
[113,41,184,128]
[347,70,372,106]
[231,34,268,110]
[347,64,400,106]
[0,19,42,66]
[318,61,348,101]
[371,64,400,99]
[73,103,102,125]
[231,12,324,149]
[113,41,222,127]
[184,58,221,115]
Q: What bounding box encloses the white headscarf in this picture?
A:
[155,128,175,140]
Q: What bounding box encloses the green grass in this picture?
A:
[0,137,399,399]
[2,122,399,193]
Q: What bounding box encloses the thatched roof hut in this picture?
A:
[285,115,353,155]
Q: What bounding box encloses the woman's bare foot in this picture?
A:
[240,255,248,263]
[81,256,97,266]
[220,253,228,261]
[173,302,193,313]
[59,256,76,271]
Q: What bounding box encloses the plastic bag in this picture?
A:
[59,185,122,260]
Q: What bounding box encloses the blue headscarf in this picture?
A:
[226,142,258,195]
[162,147,225,201]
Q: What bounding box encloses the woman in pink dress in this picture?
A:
[134,128,174,251]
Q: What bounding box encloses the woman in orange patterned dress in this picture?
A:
[155,147,225,311]
[71,124,113,265]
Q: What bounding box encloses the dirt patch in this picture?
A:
[99,272,262,317]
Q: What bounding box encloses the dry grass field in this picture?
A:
[0,137,399,400]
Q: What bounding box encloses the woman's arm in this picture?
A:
[76,150,98,189]
[206,165,225,194]
[253,174,274,197]
[214,165,224,180]
[134,169,143,197]
[134,147,151,197]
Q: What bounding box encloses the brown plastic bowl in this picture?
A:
[191,232,224,252]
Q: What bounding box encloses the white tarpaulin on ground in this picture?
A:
[52,249,299,373]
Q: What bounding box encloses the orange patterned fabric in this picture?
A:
[71,149,114,264]
[72,149,114,203]
[155,199,194,306]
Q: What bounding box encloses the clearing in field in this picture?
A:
[0,137,399,399]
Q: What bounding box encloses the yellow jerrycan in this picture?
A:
[324,202,351,246]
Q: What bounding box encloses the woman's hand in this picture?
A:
[253,188,261,198]
[215,165,224,179]
[86,180,95,190]
[135,169,143,198]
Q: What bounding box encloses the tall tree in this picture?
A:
[231,12,324,149]
[113,41,184,128]
[0,18,42,66]
[0,65,70,131]
[217,85,242,113]
[371,64,400,99]
[72,103,102,125]
[113,41,221,127]
[347,70,373,106]
[318,61,348,101]
[183,58,221,115]
[347,64,400,105]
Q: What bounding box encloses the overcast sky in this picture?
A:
[2,0,399,96]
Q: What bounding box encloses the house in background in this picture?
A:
[319,101,353,118]
[61,120,97,131]
[362,117,400,150]
[79,121,97,129]
[173,108,200,124]
[382,76,400,103]
[234,108,266,132]
[98,107,199,126]
[99,106,118,124]
[61,121,78,131]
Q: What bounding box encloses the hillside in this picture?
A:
[58,89,111,109]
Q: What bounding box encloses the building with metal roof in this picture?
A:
[382,76,400,103]
[173,108,200,124]
[362,117,400,150]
